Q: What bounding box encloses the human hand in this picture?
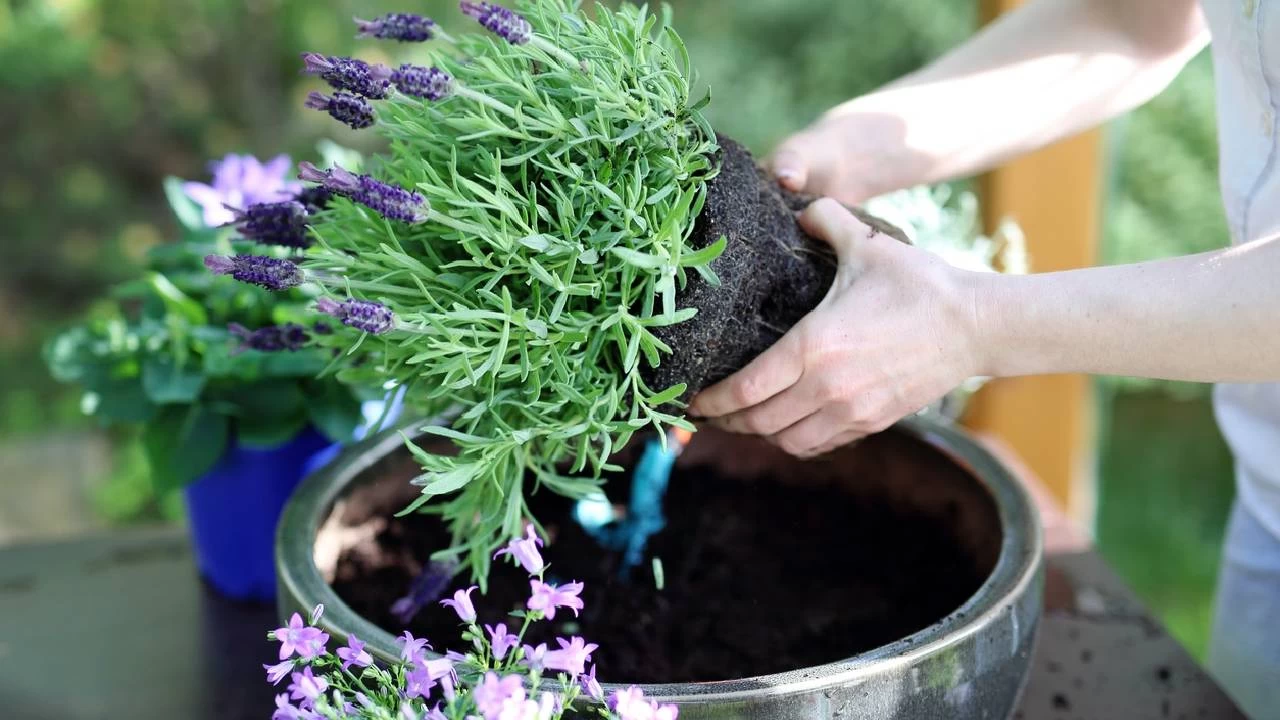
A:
[687,198,988,458]
[767,107,923,206]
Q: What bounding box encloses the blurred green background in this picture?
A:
[0,0,1233,659]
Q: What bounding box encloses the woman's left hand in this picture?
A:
[687,198,990,457]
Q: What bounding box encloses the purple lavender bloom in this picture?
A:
[473,673,524,719]
[316,296,397,335]
[440,585,478,623]
[543,636,598,677]
[460,2,532,45]
[391,64,454,101]
[305,90,375,130]
[337,634,373,671]
[397,631,431,663]
[272,613,329,661]
[183,154,301,228]
[580,664,604,702]
[264,660,294,686]
[301,53,392,99]
[230,323,310,354]
[295,185,333,214]
[287,667,328,708]
[298,162,429,224]
[486,622,519,661]
[494,525,544,574]
[355,13,437,42]
[205,254,303,291]
[527,580,584,620]
[230,200,311,249]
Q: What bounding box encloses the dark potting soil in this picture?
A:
[329,431,990,684]
[642,134,911,399]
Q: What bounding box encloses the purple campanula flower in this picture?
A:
[580,664,604,702]
[205,254,303,291]
[425,706,448,720]
[543,636,597,677]
[272,612,329,661]
[302,53,392,99]
[496,689,555,720]
[473,672,524,719]
[521,642,547,671]
[527,579,584,620]
[273,693,319,720]
[440,585,478,623]
[404,665,436,700]
[460,2,532,45]
[391,64,454,101]
[298,162,429,223]
[230,200,311,249]
[306,90,375,129]
[337,634,373,671]
[609,686,678,720]
[264,660,294,686]
[486,622,519,661]
[355,13,437,42]
[494,525,544,574]
[397,631,431,663]
[315,297,396,335]
[287,667,328,708]
[183,154,300,228]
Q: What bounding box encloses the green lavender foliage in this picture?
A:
[304,0,720,583]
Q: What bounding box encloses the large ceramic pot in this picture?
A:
[276,415,1043,719]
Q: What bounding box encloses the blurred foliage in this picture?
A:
[0,0,1235,656]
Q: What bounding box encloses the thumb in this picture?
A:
[797,198,876,266]
[767,132,824,193]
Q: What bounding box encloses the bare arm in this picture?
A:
[978,236,1280,382]
[689,204,1280,458]
[773,0,1209,202]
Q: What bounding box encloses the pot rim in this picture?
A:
[276,414,1042,703]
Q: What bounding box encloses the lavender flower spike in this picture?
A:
[460,2,532,45]
[298,162,429,224]
[316,297,396,335]
[230,200,311,249]
[305,91,375,130]
[205,254,303,291]
[355,13,437,42]
[229,323,310,354]
[301,54,392,99]
[390,64,454,101]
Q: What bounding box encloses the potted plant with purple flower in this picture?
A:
[264,543,678,720]
[44,152,373,601]
[214,1,1042,716]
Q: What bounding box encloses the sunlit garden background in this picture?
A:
[0,0,1233,658]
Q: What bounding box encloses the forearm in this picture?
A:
[828,0,1206,195]
[976,236,1280,383]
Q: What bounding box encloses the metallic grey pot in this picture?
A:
[276,415,1043,719]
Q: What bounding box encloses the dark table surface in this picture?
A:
[0,526,1247,720]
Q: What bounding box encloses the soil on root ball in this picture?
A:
[328,430,992,684]
[642,134,911,400]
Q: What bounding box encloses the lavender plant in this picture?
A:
[213,0,719,584]
[267,532,678,720]
[44,153,367,491]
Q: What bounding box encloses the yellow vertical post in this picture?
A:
[962,0,1102,527]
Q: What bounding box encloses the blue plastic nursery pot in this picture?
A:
[183,426,336,602]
